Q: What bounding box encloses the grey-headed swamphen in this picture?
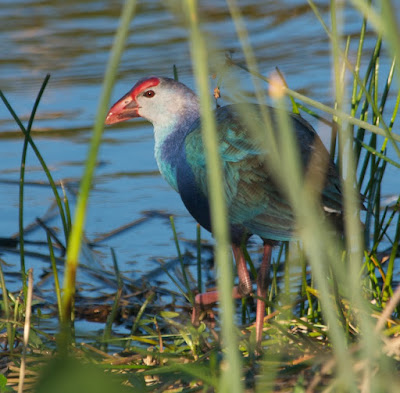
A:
[105,76,344,348]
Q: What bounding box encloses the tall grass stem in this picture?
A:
[61,0,138,327]
[186,1,243,392]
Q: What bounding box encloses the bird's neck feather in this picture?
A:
[153,102,200,192]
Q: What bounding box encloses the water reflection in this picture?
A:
[0,1,398,296]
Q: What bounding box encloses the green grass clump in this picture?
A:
[1,0,400,392]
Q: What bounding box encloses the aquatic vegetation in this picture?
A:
[1,0,400,391]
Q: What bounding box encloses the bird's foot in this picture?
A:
[191,291,219,328]
[191,285,251,328]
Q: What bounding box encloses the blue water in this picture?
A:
[0,1,399,309]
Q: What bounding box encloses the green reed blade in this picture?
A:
[186,1,243,392]
[61,0,138,329]
[196,224,202,294]
[170,216,193,304]
[0,78,69,251]
[0,259,13,351]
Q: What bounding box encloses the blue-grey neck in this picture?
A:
[134,77,200,191]
[153,103,200,192]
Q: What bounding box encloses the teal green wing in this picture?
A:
[183,105,298,241]
[183,104,343,241]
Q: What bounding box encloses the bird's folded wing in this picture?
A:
[184,105,298,240]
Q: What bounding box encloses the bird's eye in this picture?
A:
[143,90,155,98]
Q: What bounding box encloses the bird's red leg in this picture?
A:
[191,244,252,326]
[232,244,253,297]
[255,243,273,347]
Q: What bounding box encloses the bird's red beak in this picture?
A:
[105,91,140,125]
